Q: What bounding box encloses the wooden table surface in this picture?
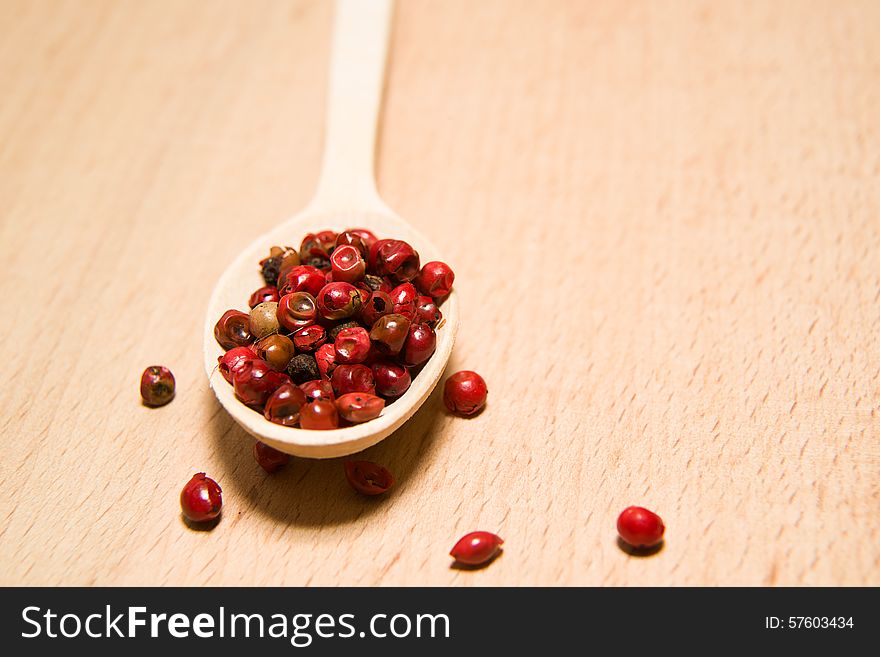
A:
[2,0,878,586]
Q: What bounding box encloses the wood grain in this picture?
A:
[1,0,878,586]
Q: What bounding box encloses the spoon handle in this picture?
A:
[310,0,394,214]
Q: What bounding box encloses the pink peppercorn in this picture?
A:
[180,473,222,523]
[450,531,503,566]
[415,261,454,298]
[616,506,665,549]
[443,371,488,416]
[253,441,290,473]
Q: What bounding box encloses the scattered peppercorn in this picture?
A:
[180,473,222,523]
[450,531,503,566]
[140,366,176,407]
[344,460,394,495]
[616,506,665,549]
[443,370,488,416]
[253,441,291,473]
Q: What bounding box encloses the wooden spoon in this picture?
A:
[202,0,458,458]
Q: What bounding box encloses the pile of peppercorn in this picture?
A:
[213,228,454,430]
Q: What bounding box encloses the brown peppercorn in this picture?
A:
[249,301,280,339]
[369,313,411,355]
[214,310,253,349]
[255,334,296,371]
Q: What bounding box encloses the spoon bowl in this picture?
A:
[203,205,458,458]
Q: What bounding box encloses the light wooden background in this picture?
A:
[1,0,878,586]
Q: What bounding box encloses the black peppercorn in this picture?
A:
[362,275,386,292]
[287,353,321,384]
[261,255,282,286]
[328,320,361,342]
[304,255,330,270]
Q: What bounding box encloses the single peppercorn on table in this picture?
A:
[1,0,879,586]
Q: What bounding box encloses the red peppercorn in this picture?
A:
[344,460,394,495]
[218,346,258,384]
[443,370,488,416]
[369,313,411,356]
[263,383,307,426]
[214,309,253,349]
[330,364,376,396]
[314,343,337,379]
[415,261,455,298]
[248,285,280,308]
[253,441,290,473]
[140,365,175,406]
[254,334,295,371]
[401,323,436,366]
[330,244,366,283]
[180,473,222,523]
[233,359,291,408]
[389,282,418,319]
[316,282,363,320]
[276,259,299,290]
[278,265,326,297]
[370,239,420,282]
[335,230,368,257]
[292,324,327,352]
[359,290,393,326]
[450,531,503,566]
[415,295,442,327]
[277,292,318,331]
[299,233,331,269]
[362,343,383,366]
[299,399,339,430]
[616,506,665,549]
[346,227,378,250]
[372,360,412,397]
[300,379,335,403]
[334,326,371,364]
[315,230,338,251]
[336,392,385,423]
